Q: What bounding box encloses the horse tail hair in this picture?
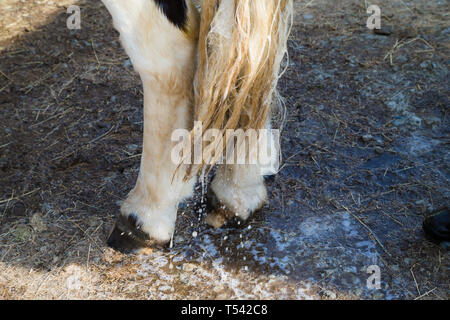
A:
[184,0,293,179]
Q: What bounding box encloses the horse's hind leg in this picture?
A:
[196,0,292,228]
[206,127,280,228]
[205,164,267,228]
[101,0,200,253]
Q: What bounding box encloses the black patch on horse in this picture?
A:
[153,0,188,30]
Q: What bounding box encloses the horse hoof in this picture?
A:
[205,189,234,228]
[107,214,153,254]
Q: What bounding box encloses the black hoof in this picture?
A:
[206,188,221,213]
[423,207,450,243]
[205,189,251,229]
[107,214,153,254]
[203,189,229,228]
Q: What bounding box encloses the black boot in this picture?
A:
[422,207,450,242]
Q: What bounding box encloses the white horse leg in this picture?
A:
[102,0,200,252]
[206,124,280,228]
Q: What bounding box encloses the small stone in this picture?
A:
[320,290,337,300]
[354,288,363,297]
[11,201,26,217]
[373,292,385,299]
[423,116,441,127]
[12,225,32,242]
[179,273,189,285]
[397,28,416,39]
[408,115,422,128]
[390,265,400,272]
[158,285,172,292]
[123,59,132,67]
[374,146,384,154]
[182,263,197,272]
[373,25,393,36]
[126,144,139,152]
[174,235,185,243]
[30,213,47,232]
[362,134,374,142]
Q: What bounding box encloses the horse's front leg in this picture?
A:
[102,0,200,253]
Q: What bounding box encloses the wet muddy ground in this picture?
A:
[0,0,448,299]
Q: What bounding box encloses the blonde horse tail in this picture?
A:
[184,0,293,179]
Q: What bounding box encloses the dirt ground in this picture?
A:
[0,0,448,300]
